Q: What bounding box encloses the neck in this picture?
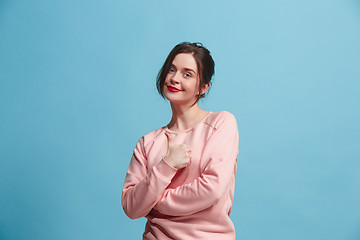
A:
[168,102,208,131]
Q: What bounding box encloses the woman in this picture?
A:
[122,42,239,239]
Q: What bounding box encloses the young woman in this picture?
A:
[122,42,239,239]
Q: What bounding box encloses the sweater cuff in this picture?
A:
[153,158,178,182]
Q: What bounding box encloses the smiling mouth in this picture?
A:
[167,86,181,92]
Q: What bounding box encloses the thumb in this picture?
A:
[164,132,172,145]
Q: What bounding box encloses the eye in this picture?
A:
[184,73,192,78]
[169,68,175,73]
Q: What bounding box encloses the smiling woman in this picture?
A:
[156,42,214,104]
[122,42,239,239]
[162,53,208,107]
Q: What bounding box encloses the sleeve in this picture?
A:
[121,136,178,219]
[153,112,239,216]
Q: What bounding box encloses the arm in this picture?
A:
[153,112,239,216]
[121,137,178,219]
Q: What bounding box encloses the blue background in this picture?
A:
[1,0,360,239]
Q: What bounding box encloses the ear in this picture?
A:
[200,82,210,95]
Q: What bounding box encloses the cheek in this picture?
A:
[164,73,172,83]
[184,82,198,94]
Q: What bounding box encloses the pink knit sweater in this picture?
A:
[122,111,239,239]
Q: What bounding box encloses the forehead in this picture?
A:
[172,53,198,73]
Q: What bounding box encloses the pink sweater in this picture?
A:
[122,111,239,239]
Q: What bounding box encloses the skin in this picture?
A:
[163,53,210,169]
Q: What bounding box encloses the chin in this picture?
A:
[166,96,196,106]
[165,95,181,103]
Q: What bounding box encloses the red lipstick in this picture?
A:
[167,86,181,92]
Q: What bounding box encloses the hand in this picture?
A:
[164,132,192,169]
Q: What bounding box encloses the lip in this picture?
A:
[167,86,181,92]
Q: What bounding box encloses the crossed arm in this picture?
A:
[122,113,239,218]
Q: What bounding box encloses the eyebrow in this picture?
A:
[184,68,196,74]
[171,64,197,74]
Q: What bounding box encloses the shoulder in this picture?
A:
[136,125,165,149]
[204,111,237,130]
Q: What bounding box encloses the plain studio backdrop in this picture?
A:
[1,0,359,239]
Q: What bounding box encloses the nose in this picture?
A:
[170,71,180,84]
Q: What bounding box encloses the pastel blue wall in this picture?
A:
[1,0,359,239]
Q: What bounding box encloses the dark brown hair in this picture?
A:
[156,42,215,104]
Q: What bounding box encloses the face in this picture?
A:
[163,53,209,105]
